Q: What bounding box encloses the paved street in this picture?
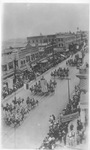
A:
[2,54,82,149]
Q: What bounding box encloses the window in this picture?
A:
[2,65,7,71]
[21,60,25,67]
[23,60,25,64]
[36,40,38,43]
[14,60,18,67]
[16,60,18,67]
[31,54,35,61]
[61,38,63,41]
[21,60,23,65]
[40,40,42,43]
[26,56,30,62]
[8,62,13,70]
[35,53,38,59]
[43,39,46,43]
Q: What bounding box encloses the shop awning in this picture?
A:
[39,49,44,52]
[60,54,66,58]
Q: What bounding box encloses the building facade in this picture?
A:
[27,32,83,53]
[2,44,40,79]
[27,34,56,46]
[55,33,76,51]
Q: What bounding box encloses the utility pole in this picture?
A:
[51,38,56,66]
[13,50,18,99]
[65,77,71,103]
[13,49,18,149]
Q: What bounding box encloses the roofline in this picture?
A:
[27,34,56,39]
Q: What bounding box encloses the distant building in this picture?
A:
[27,34,56,46]
[55,33,76,52]
[27,32,84,53]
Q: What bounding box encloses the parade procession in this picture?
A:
[1,3,89,150]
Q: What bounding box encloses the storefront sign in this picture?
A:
[60,112,79,123]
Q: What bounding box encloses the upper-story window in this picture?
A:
[2,65,7,71]
[26,55,30,62]
[36,40,38,43]
[16,60,18,67]
[43,39,46,43]
[35,53,39,59]
[14,60,18,67]
[61,38,63,41]
[40,39,42,43]
[21,60,25,67]
[31,54,35,61]
[23,60,25,64]
[62,44,63,47]
[21,60,23,65]
[8,62,13,70]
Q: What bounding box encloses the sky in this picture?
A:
[2,3,89,41]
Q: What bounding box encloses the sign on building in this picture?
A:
[60,112,79,123]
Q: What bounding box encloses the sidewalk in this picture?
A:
[54,142,88,150]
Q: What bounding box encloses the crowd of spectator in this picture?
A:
[39,85,87,149]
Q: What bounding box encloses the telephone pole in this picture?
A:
[51,38,56,66]
[65,77,71,103]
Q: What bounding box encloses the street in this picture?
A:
[2,56,80,149]
[2,4,89,150]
